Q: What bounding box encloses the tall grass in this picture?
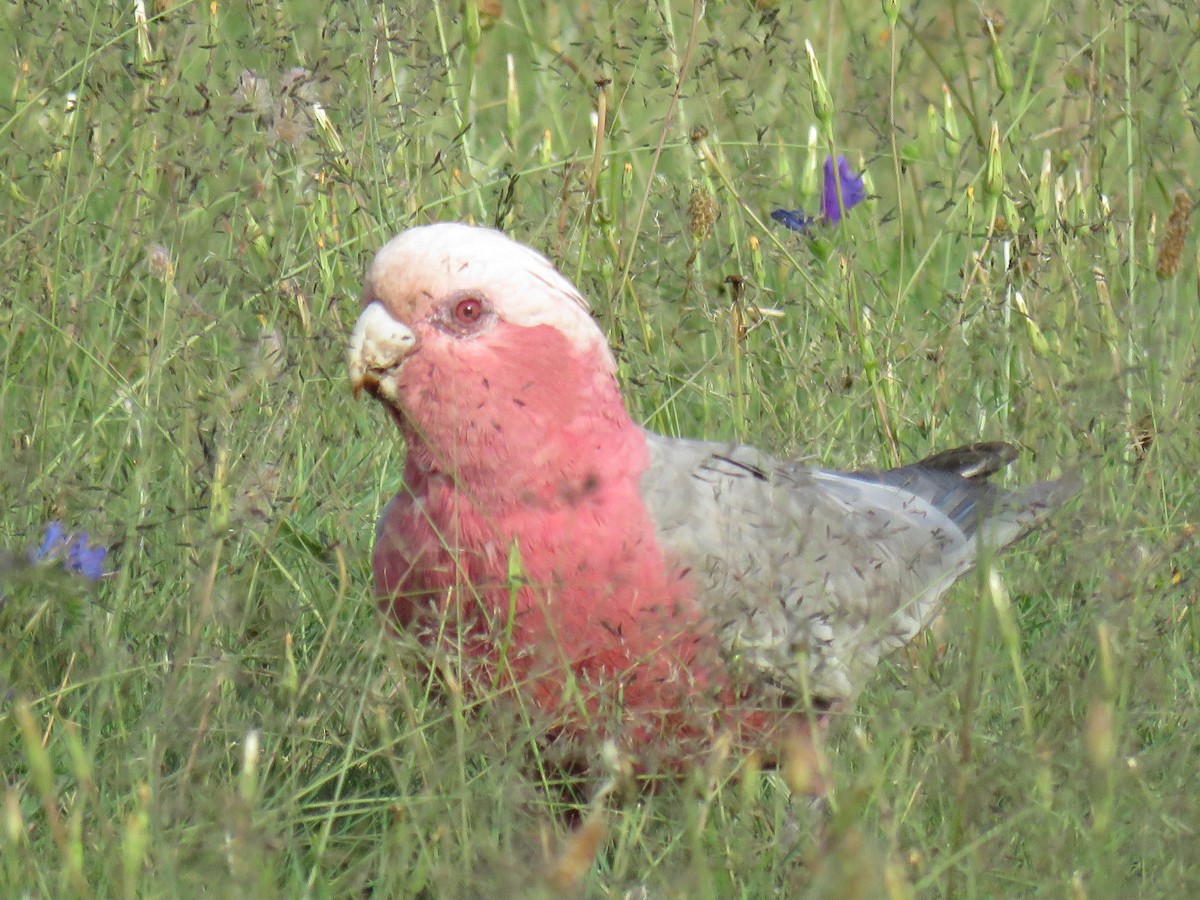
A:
[1,0,1197,895]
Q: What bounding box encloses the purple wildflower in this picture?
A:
[769,208,815,232]
[29,521,107,581]
[821,155,866,222]
[771,154,866,232]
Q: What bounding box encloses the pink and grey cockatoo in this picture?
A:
[348,222,1077,776]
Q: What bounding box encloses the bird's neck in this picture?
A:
[399,372,647,514]
[407,422,646,516]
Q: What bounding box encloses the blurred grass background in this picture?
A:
[1,0,1197,895]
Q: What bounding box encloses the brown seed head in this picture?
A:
[688,182,719,240]
[1156,189,1193,279]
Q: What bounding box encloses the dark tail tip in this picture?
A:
[914,442,1020,481]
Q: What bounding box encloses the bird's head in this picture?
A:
[348,223,627,484]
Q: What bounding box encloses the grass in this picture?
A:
[1,0,1197,895]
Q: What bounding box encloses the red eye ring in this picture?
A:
[453,297,484,323]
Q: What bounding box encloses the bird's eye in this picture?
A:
[437,292,493,335]
[453,297,483,323]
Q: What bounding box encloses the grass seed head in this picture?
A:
[1155,189,1193,279]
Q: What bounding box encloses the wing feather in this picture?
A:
[639,430,1078,705]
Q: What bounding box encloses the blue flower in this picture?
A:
[820,155,866,223]
[769,208,815,232]
[771,154,866,232]
[29,521,107,581]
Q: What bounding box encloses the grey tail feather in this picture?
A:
[851,443,1080,544]
[979,472,1083,551]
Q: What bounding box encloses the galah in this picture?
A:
[347,222,1078,776]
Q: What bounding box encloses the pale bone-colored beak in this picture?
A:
[347,301,417,400]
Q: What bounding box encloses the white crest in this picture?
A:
[366,223,614,371]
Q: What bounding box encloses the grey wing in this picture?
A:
[639,430,1078,706]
